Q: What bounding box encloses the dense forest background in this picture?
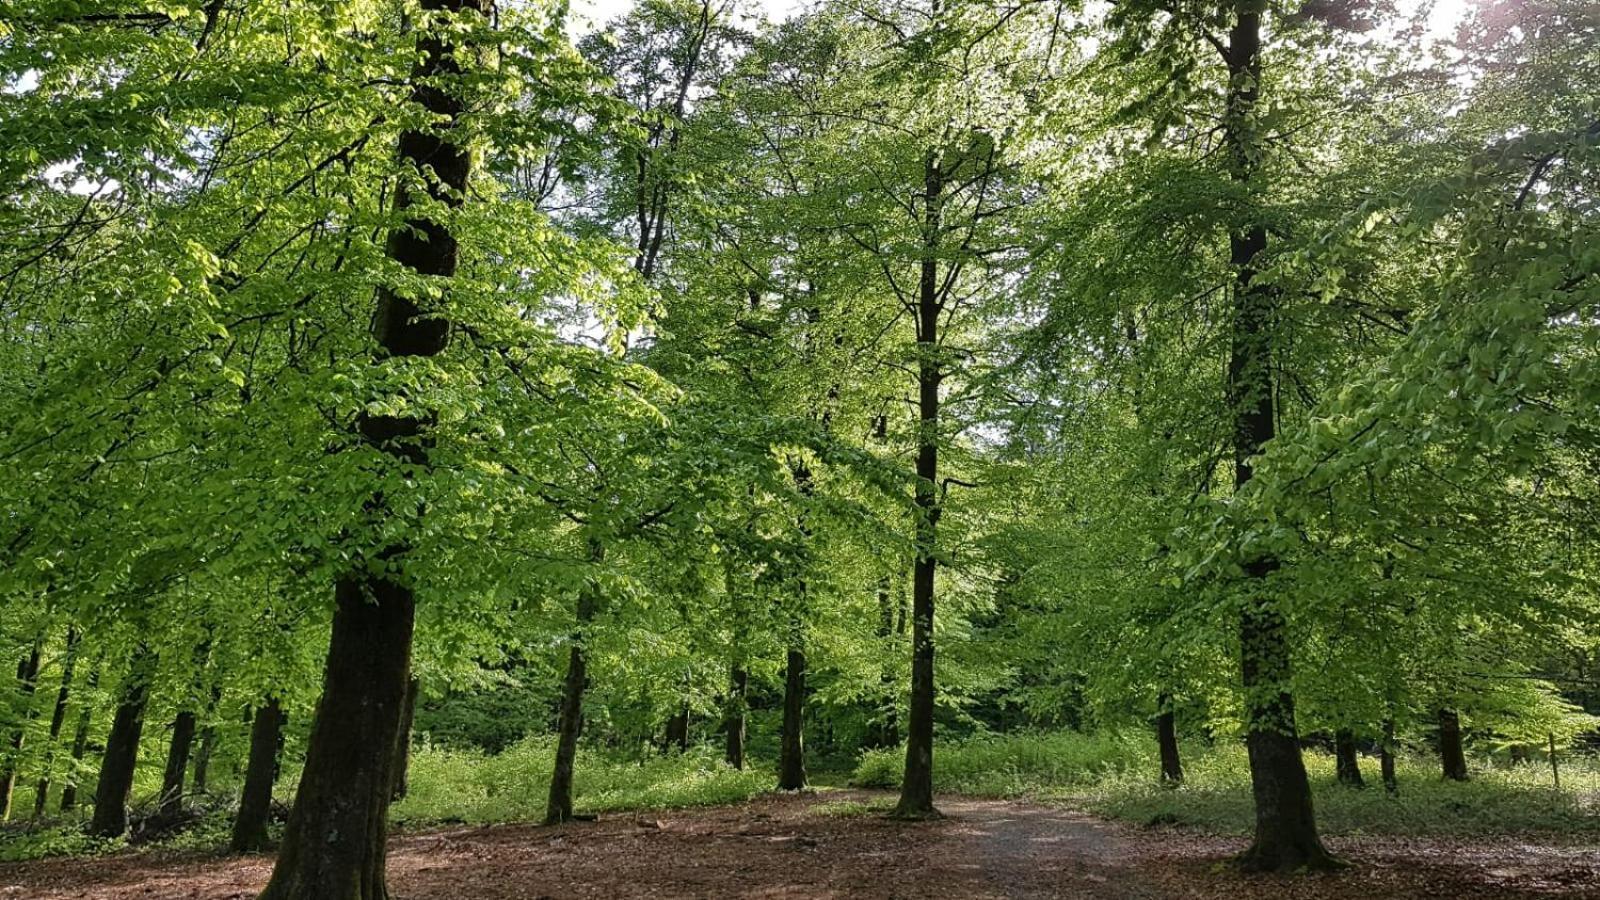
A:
[0,0,1596,894]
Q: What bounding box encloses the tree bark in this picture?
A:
[664,705,689,752]
[59,660,100,813]
[33,628,78,816]
[865,577,899,750]
[258,582,415,900]
[258,2,487,897]
[777,643,808,790]
[1221,0,1334,871]
[723,664,746,769]
[157,710,198,816]
[1156,693,1183,786]
[545,543,601,825]
[894,148,944,820]
[89,645,155,838]
[1438,708,1468,781]
[191,681,223,795]
[1335,729,1365,788]
[0,640,42,820]
[231,697,284,853]
[390,677,419,802]
[1380,718,1398,795]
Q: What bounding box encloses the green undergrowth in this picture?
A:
[853,730,1600,837]
[390,737,772,826]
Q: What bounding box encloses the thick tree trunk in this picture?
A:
[34,629,78,816]
[259,3,485,897]
[1438,708,1468,781]
[1156,694,1183,786]
[258,582,415,900]
[0,640,42,820]
[231,697,284,853]
[390,677,419,802]
[1219,0,1334,873]
[59,661,99,813]
[894,149,943,821]
[777,644,808,790]
[1335,729,1365,788]
[89,646,155,838]
[723,664,746,769]
[157,710,198,816]
[1380,718,1398,795]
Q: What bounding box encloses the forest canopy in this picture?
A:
[0,0,1596,896]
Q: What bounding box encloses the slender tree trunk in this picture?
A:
[390,677,419,802]
[259,3,486,897]
[545,543,601,825]
[0,640,42,820]
[1335,729,1365,788]
[1380,718,1398,795]
[191,682,223,795]
[1156,693,1183,786]
[34,628,79,816]
[158,710,198,817]
[1221,0,1334,871]
[60,661,100,813]
[866,577,899,750]
[723,664,746,769]
[231,697,284,853]
[777,643,808,790]
[543,628,590,824]
[89,645,155,838]
[1438,708,1468,781]
[894,148,944,820]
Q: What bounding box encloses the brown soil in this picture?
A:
[1,791,1594,899]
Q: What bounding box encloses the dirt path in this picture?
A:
[1,791,1594,899]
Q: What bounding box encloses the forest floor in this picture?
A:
[1,790,1596,899]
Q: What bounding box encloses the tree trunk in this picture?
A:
[390,677,419,802]
[0,640,42,820]
[158,710,198,816]
[777,644,808,791]
[1380,718,1398,795]
[1156,694,1183,786]
[258,582,415,900]
[894,148,943,821]
[545,544,601,825]
[723,664,746,769]
[866,577,899,750]
[259,2,486,896]
[664,705,689,752]
[59,661,100,813]
[89,646,155,838]
[231,697,284,853]
[33,628,79,816]
[1335,729,1365,788]
[1221,0,1334,871]
[1438,708,1468,781]
[191,681,224,795]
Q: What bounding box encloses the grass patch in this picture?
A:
[812,796,895,817]
[391,737,772,826]
[852,730,1600,837]
[0,825,123,862]
[852,730,1155,796]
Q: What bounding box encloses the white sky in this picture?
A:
[567,0,809,34]
[566,0,1479,48]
